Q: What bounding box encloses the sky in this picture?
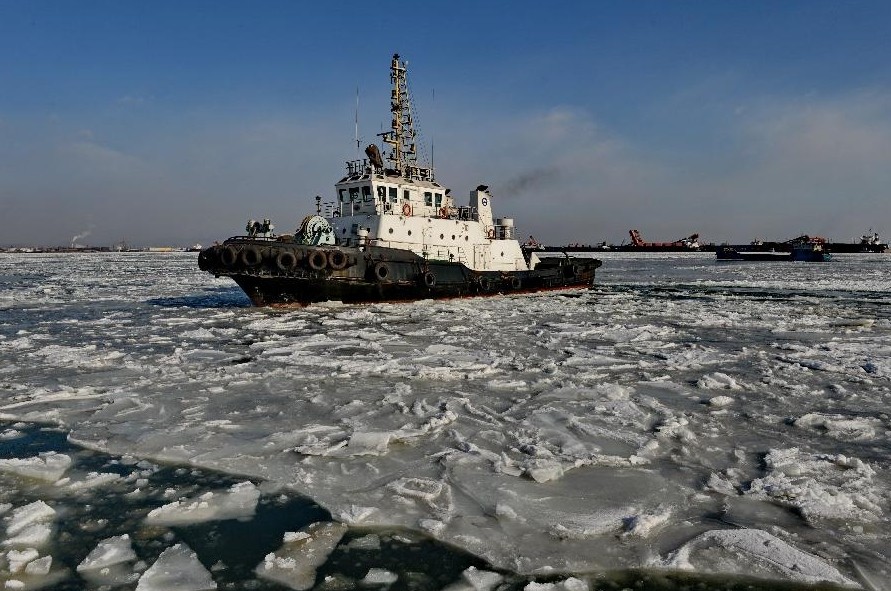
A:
[1,1,890,248]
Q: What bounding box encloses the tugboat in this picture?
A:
[198,54,602,306]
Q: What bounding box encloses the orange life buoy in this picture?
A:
[487,228,495,239]
[438,207,449,218]
[402,203,412,216]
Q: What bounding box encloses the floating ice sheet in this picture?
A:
[2,252,890,586]
[135,543,216,591]
[660,528,857,586]
[145,481,260,526]
[255,522,348,591]
[0,453,71,483]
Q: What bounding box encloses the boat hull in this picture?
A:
[716,246,831,262]
[199,239,601,306]
[716,248,790,261]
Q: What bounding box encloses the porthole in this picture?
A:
[440,233,444,239]
[408,230,412,236]
[451,235,456,240]
[342,228,347,234]
[388,228,394,234]
[465,236,469,241]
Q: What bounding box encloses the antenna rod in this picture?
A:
[355,85,360,160]
[431,87,435,175]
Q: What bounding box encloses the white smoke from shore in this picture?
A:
[70,229,93,248]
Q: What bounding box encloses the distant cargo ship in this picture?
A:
[719,232,887,255]
[524,230,888,254]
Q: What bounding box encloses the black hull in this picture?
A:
[199,239,601,306]
[716,251,790,261]
[717,242,887,254]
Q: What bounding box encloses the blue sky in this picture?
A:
[2,1,890,247]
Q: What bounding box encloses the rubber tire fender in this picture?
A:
[241,247,262,267]
[510,276,522,290]
[374,261,391,281]
[328,250,348,270]
[275,250,297,272]
[478,276,491,292]
[423,271,436,288]
[220,246,239,267]
[307,250,327,271]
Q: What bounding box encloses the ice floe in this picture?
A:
[660,528,857,586]
[255,522,348,590]
[145,481,260,525]
[136,543,216,591]
[0,453,71,483]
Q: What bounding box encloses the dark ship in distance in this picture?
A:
[198,55,601,306]
[717,235,832,262]
[525,230,888,254]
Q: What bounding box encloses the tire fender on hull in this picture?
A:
[307,250,327,271]
[374,262,391,282]
[276,250,298,272]
[221,246,239,267]
[328,250,348,270]
[241,247,262,267]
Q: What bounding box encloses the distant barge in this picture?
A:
[524,231,888,254]
[717,236,831,262]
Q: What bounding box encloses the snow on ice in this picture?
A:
[1,251,890,587]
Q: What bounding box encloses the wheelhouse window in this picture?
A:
[362,186,372,202]
[349,187,360,201]
[377,186,386,202]
[403,189,410,201]
[424,191,433,206]
[388,187,398,203]
[339,189,348,202]
[434,193,443,208]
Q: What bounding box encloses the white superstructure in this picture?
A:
[323,54,532,273]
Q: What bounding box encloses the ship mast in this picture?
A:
[381,54,432,181]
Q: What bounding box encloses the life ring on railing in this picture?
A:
[486,228,495,239]
[241,247,262,267]
[423,271,436,288]
[307,250,327,271]
[438,207,449,219]
[275,250,297,272]
[402,203,412,216]
[220,246,238,267]
[374,261,391,281]
[327,250,348,270]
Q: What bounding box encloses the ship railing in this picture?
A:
[225,235,280,242]
[403,164,434,182]
[422,246,467,263]
[493,225,516,240]
[345,158,376,176]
